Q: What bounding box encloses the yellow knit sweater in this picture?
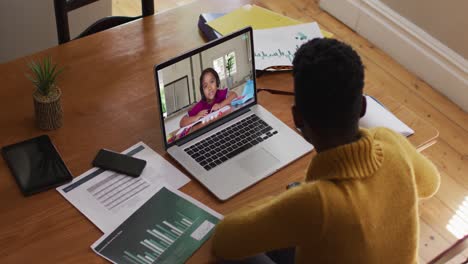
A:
[212,128,440,263]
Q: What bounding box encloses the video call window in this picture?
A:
[158,33,254,145]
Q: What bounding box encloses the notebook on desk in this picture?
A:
[360,95,414,137]
[154,27,312,201]
[204,4,333,37]
[198,6,326,71]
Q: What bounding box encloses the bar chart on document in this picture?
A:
[92,187,221,264]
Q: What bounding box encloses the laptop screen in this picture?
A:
[155,28,256,149]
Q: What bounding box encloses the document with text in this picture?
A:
[92,186,222,264]
[57,142,190,233]
[254,22,323,70]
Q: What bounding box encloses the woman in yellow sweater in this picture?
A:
[212,38,440,264]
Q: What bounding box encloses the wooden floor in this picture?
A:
[113,0,468,263]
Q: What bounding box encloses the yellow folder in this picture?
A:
[206,4,333,38]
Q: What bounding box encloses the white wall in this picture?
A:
[192,55,202,102]
[320,0,468,112]
[160,57,195,103]
[0,0,111,63]
[380,0,468,59]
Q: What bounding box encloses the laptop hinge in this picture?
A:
[176,106,252,147]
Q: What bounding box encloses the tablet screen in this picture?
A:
[2,135,72,196]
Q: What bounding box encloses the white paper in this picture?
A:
[57,142,190,233]
[359,95,414,136]
[253,22,323,70]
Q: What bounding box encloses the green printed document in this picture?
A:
[92,186,222,264]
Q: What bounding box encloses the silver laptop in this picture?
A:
[154,27,312,200]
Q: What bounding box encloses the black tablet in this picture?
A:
[1,135,73,196]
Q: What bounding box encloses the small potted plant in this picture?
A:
[27,56,64,130]
[225,54,235,89]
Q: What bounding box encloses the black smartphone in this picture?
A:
[92,149,146,177]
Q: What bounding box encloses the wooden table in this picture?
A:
[0,0,439,263]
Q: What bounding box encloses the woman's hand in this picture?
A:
[211,103,222,112]
[196,109,208,119]
[180,110,208,127]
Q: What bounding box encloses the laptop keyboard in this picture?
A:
[184,114,278,171]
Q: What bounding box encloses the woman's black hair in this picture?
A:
[199,68,221,101]
[293,38,364,131]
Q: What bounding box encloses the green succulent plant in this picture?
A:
[226,54,235,77]
[27,56,63,96]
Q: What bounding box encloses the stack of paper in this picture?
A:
[203,4,331,70]
[359,95,414,136]
[206,4,332,37]
[57,142,222,263]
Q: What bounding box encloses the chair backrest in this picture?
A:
[53,0,154,44]
[428,235,468,264]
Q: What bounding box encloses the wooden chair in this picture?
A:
[428,235,468,264]
[53,0,154,44]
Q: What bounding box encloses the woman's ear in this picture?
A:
[360,95,367,118]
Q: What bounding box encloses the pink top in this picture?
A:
[188,88,228,117]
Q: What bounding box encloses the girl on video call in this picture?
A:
[179,68,237,127]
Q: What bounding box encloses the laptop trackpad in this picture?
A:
[237,148,279,177]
